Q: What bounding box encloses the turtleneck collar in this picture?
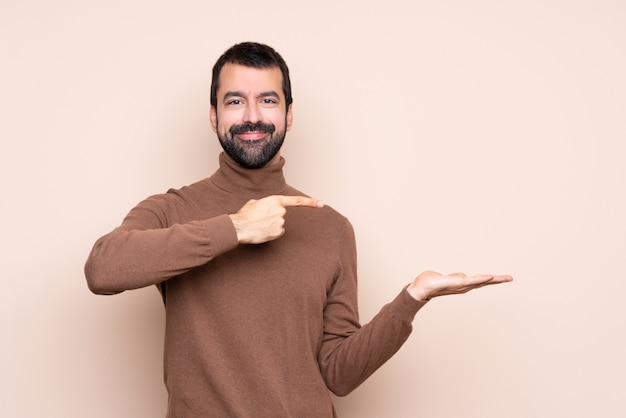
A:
[209,152,289,199]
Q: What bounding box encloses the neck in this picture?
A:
[210,152,289,199]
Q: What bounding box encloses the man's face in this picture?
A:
[210,63,293,168]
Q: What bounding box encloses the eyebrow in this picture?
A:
[223,90,281,101]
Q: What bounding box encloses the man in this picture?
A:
[85,42,512,417]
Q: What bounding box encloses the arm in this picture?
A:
[84,198,239,295]
[318,222,513,396]
[317,222,424,395]
[320,287,426,396]
[85,194,323,295]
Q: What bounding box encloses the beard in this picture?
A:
[216,120,287,169]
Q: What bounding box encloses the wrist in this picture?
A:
[228,214,244,243]
[406,283,431,302]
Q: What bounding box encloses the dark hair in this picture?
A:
[210,42,293,109]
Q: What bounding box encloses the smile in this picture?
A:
[236,132,269,141]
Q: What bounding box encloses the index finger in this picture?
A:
[278,195,324,208]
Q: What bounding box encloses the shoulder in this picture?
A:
[285,185,355,238]
[131,178,212,222]
[165,177,212,201]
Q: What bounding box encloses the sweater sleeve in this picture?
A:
[317,221,427,396]
[84,196,239,295]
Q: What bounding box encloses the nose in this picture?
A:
[243,102,261,124]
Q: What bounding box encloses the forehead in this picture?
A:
[217,63,284,98]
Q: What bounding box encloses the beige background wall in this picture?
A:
[2,0,625,417]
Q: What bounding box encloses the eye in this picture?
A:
[226,99,242,106]
[261,98,278,105]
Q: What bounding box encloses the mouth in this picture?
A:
[235,131,269,141]
[230,122,275,141]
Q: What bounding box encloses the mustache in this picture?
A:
[229,122,276,136]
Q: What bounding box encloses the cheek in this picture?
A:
[267,110,288,129]
[215,114,235,133]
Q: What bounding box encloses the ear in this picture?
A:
[210,106,217,132]
[286,104,293,131]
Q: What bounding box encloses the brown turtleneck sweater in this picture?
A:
[85,153,426,417]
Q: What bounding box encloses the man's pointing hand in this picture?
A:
[229,195,324,244]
